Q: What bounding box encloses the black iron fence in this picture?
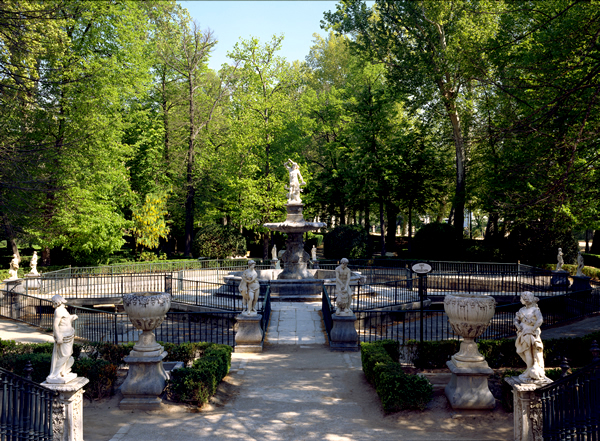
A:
[260,287,272,342]
[354,282,600,345]
[172,278,242,311]
[0,367,56,441]
[322,286,334,341]
[535,358,600,440]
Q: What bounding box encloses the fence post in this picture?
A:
[165,274,172,294]
[418,273,426,343]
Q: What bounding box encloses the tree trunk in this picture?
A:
[2,215,19,259]
[408,202,413,254]
[385,202,398,253]
[262,232,269,260]
[379,198,386,256]
[590,230,600,255]
[364,203,371,234]
[184,74,196,257]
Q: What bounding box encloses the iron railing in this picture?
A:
[0,367,56,441]
[322,286,334,341]
[260,287,272,342]
[172,278,242,311]
[535,358,600,440]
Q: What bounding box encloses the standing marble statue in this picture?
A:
[239,260,260,315]
[514,292,549,382]
[576,251,585,277]
[47,295,78,383]
[284,159,306,204]
[335,258,352,315]
[29,251,39,275]
[556,248,564,271]
[271,244,278,261]
[7,254,19,279]
[311,245,317,261]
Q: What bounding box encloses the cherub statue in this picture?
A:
[284,159,306,204]
[7,254,19,280]
[514,292,550,382]
[47,295,78,383]
[556,248,564,271]
[335,258,353,316]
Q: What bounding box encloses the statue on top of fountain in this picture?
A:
[284,159,306,205]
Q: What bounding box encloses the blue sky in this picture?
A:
[179,1,342,71]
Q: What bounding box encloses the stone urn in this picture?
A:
[444,293,496,364]
[123,292,171,357]
[444,293,496,409]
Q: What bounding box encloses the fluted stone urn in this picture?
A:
[444,293,496,365]
[120,292,171,410]
[123,292,170,357]
[444,293,496,409]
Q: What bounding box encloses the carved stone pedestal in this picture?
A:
[551,270,570,288]
[42,377,89,441]
[505,376,552,441]
[329,313,359,351]
[120,352,168,410]
[445,360,495,409]
[235,314,263,353]
[571,275,591,292]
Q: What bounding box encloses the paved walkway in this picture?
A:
[265,301,327,345]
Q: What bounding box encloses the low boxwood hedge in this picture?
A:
[361,340,433,413]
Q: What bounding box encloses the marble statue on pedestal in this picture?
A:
[271,244,277,261]
[29,251,39,275]
[311,245,317,261]
[284,159,306,204]
[47,295,78,383]
[239,260,260,315]
[576,251,585,277]
[556,248,564,271]
[7,254,19,280]
[514,292,549,382]
[335,258,352,315]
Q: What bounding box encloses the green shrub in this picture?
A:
[72,358,118,400]
[374,363,433,412]
[361,342,394,385]
[0,353,52,383]
[582,253,600,269]
[162,341,215,366]
[323,225,369,259]
[192,224,247,259]
[410,340,459,369]
[83,342,134,366]
[166,343,233,407]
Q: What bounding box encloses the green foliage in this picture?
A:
[132,192,171,251]
[83,342,134,367]
[503,223,579,266]
[410,340,459,369]
[72,358,118,400]
[361,341,433,412]
[323,225,369,259]
[166,344,233,407]
[374,362,433,412]
[192,224,247,259]
[412,222,458,260]
[0,353,52,383]
[162,341,215,366]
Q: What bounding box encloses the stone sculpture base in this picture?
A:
[445,360,495,409]
[120,351,168,410]
[551,270,570,288]
[24,273,40,290]
[269,279,323,301]
[42,376,89,441]
[235,313,263,352]
[505,376,552,441]
[571,275,591,292]
[329,313,359,351]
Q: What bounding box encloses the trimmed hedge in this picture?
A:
[408,330,600,369]
[361,340,432,413]
[166,343,233,407]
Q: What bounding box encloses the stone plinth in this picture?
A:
[551,270,570,288]
[24,274,41,290]
[445,360,495,409]
[505,376,552,441]
[329,313,359,351]
[120,351,168,410]
[571,275,591,292]
[235,313,263,352]
[42,376,89,441]
[269,279,323,301]
[2,279,24,319]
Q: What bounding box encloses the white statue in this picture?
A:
[335,258,352,316]
[239,260,260,315]
[7,254,19,280]
[47,295,78,383]
[29,251,39,275]
[284,159,306,204]
[576,251,585,277]
[556,247,564,271]
[311,245,317,261]
[514,292,549,382]
[271,244,278,261]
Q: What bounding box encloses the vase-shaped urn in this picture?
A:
[444,293,495,365]
[122,292,171,357]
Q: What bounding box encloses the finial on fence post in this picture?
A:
[24,360,33,381]
[560,357,571,378]
[591,340,599,362]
